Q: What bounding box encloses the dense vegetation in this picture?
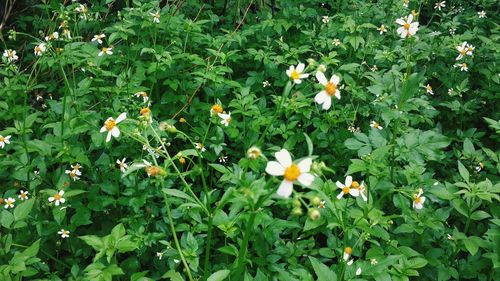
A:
[0,0,499,280]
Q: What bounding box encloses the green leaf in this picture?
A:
[457,161,469,182]
[208,163,231,174]
[162,188,197,203]
[303,133,314,156]
[470,210,490,221]
[13,199,34,221]
[463,239,478,256]
[1,210,15,229]
[463,138,475,155]
[79,235,104,250]
[22,239,40,257]
[408,257,428,268]
[399,73,420,107]
[207,269,230,281]
[309,256,337,281]
[162,270,184,281]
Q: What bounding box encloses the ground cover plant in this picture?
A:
[0,0,499,280]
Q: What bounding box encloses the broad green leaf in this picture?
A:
[309,256,337,281]
[207,269,230,281]
[13,199,34,221]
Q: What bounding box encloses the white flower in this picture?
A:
[356,267,362,276]
[286,63,309,84]
[403,0,409,8]
[134,92,149,103]
[356,181,368,202]
[100,112,127,142]
[370,121,383,130]
[0,135,11,148]
[247,146,262,159]
[343,247,352,261]
[455,42,474,60]
[91,34,106,44]
[262,80,271,87]
[151,12,160,23]
[478,11,486,18]
[44,32,59,41]
[18,190,29,201]
[265,149,314,198]
[336,176,360,199]
[34,43,46,56]
[370,258,378,265]
[3,49,18,62]
[62,29,71,39]
[218,112,232,127]
[396,14,419,38]
[434,1,446,10]
[322,16,330,24]
[425,84,434,95]
[117,158,128,173]
[412,189,426,209]
[454,63,468,72]
[98,47,113,56]
[377,24,387,34]
[332,38,341,46]
[48,190,65,206]
[314,71,341,110]
[156,252,163,259]
[4,197,15,208]
[195,143,206,152]
[65,169,81,181]
[58,229,70,238]
[218,155,228,163]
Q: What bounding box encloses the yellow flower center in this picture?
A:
[284,164,300,181]
[403,23,411,30]
[325,82,337,96]
[105,118,116,131]
[211,104,223,114]
[372,122,380,128]
[344,247,352,254]
[102,47,108,52]
[414,197,422,204]
[179,117,186,123]
[20,193,27,199]
[140,107,151,116]
[342,186,350,194]
[69,172,76,178]
[147,166,160,176]
[54,194,62,200]
[0,136,4,142]
[351,181,359,188]
[179,157,186,164]
[290,70,300,80]
[460,49,466,55]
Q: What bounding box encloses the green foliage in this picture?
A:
[0,0,499,280]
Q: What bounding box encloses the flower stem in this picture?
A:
[257,81,292,146]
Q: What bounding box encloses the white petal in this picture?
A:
[294,79,302,84]
[59,198,66,204]
[296,63,305,73]
[275,149,292,168]
[316,71,328,85]
[336,181,345,188]
[48,197,55,202]
[111,127,120,138]
[297,158,312,173]
[330,75,340,85]
[345,176,352,187]
[420,196,426,203]
[265,161,285,176]
[337,192,344,199]
[59,190,65,196]
[100,126,107,133]
[276,180,293,198]
[401,29,408,38]
[286,69,292,77]
[334,90,341,100]
[116,112,127,123]
[299,73,309,79]
[350,188,360,197]
[106,131,112,142]
[322,96,332,110]
[360,192,368,202]
[407,14,413,23]
[315,91,328,104]
[396,18,406,25]
[298,173,314,186]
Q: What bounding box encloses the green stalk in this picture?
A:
[162,191,194,281]
[58,63,73,144]
[257,81,293,146]
[233,210,257,280]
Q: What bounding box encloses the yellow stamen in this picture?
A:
[54,194,62,200]
[325,82,337,96]
[284,164,300,181]
[344,247,352,254]
[105,119,116,131]
[290,70,300,80]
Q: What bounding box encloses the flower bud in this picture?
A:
[309,208,321,220]
[310,196,321,206]
[292,207,303,216]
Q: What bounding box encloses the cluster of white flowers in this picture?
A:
[65,163,83,181]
